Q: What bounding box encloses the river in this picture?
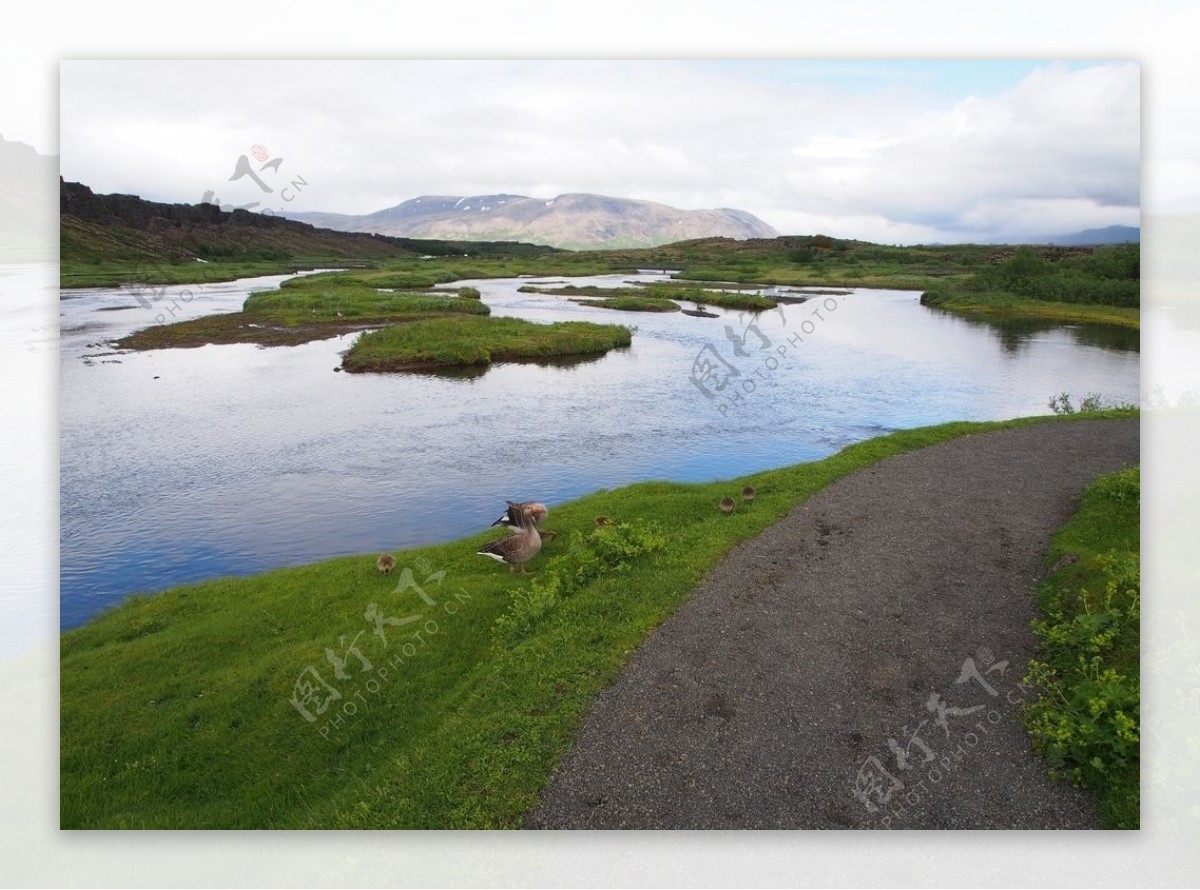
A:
[58,270,1140,628]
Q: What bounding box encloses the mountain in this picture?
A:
[281,193,779,250]
[1037,225,1140,246]
[0,136,59,262]
[59,180,558,276]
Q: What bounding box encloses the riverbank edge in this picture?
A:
[60,409,1137,829]
[920,290,1141,330]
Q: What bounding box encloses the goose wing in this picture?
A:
[491,500,528,527]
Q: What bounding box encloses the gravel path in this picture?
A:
[527,419,1139,829]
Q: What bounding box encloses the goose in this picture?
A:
[478,504,542,574]
[492,500,556,541]
[376,553,396,574]
[719,497,736,514]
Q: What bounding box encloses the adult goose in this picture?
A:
[491,500,556,541]
[478,503,543,574]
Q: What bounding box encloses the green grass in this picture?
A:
[523,282,777,312]
[60,257,360,290]
[244,282,489,324]
[116,277,490,350]
[1023,465,1140,829]
[341,316,633,372]
[59,411,1135,829]
[920,287,1141,330]
[664,288,776,311]
[574,296,681,313]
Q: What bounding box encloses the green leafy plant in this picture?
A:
[1048,392,1129,415]
[1022,467,1140,828]
[492,520,668,645]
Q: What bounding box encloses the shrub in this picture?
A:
[1024,553,1140,787]
[1022,465,1140,827]
[1048,392,1131,415]
[491,520,668,645]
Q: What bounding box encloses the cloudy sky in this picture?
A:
[59,59,1139,244]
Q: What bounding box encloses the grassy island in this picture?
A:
[572,296,681,313]
[117,277,490,350]
[342,316,632,372]
[115,270,632,368]
[522,282,777,312]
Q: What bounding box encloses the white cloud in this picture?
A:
[59,60,1140,244]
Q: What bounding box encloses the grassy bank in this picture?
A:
[920,288,1141,330]
[918,245,1140,330]
[65,252,628,291]
[342,316,633,372]
[1023,465,1140,829]
[61,258,361,290]
[60,411,1134,829]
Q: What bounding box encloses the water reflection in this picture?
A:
[926,306,1142,355]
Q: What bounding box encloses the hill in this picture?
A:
[281,192,779,250]
[59,180,558,286]
[1038,225,1140,246]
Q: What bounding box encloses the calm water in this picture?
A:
[59,271,1140,628]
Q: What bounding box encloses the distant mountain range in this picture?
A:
[280,193,780,250]
[0,136,58,262]
[1035,225,1140,246]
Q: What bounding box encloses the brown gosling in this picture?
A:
[719,497,736,514]
[595,515,611,527]
[478,504,543,574]
[742,486,757,502]
[376,554,396,575]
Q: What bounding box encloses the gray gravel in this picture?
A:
[526,418,1139,829]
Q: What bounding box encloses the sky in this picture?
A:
[58,59,1141,244]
